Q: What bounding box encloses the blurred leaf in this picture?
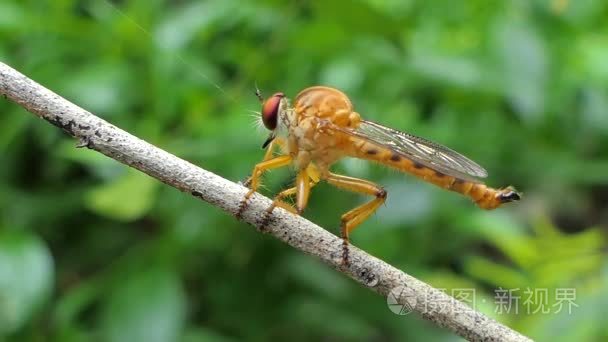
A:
[464,256,530,289]
[0,113,29,152]
[55,140,124,180]
[154,1,229,51]
[578,36,608,86]
[320,58,365,92]
[579,87,608,135]
[492,18,548,122]
[553,0,605,25]
[286,296,377,340]
[282,254,351,300]
[378,178,434,225]
[60,62,133,117]
[468,213,604,289]
[182,327,237,342]
[0,1,24,30]
[0,230,53,336]
[101,268,186,342]
[85,169,158,221]
[361,0,414,18]
[471,212,538,269]
[410,53,484,89]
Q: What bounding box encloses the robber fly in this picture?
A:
[239,86,520,265]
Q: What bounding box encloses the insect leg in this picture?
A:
[237,155,292,217]
[241,139,280,187]
[267,165,320,215]
[261,139,279,162]
[267,186,299,214]
[264,179,317,215]
[259,166,320,229]
[295,167,311,214]
[324,172,387,266]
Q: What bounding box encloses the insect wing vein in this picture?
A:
[342,120,488,182]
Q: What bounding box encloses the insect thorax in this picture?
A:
[277,87,364,173]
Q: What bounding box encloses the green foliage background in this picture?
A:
[1,0,608,341]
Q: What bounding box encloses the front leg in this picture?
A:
[237,155,292,218]
[241,139,280,187]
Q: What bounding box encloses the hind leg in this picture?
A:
[324,172,387,266]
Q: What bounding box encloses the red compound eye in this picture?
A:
[261,92,284,130]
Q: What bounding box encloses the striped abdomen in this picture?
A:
[349,139,520,209]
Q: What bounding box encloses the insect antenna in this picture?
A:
[255,82,264,103]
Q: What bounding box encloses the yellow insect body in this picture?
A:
[241,86,520,264]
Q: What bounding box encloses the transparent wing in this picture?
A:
[346,120,488,182]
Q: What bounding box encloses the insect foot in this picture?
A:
[235,200,247,220]
[258,209,274,232]
[238,175,253,188]
[236,190,255,220]
[341,238,351,267]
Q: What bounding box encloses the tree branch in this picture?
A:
[0,61,532,342]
